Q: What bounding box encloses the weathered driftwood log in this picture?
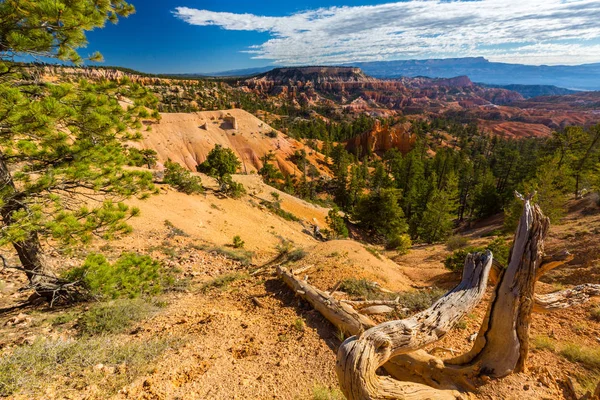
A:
[336,251,493,400]
[277,194,598,399]
[341,299,401,309]
[336,196,550,399]
[446,197,549,376]
[533,283,600,312]
[490,251,600,312]
[277,266,376,335]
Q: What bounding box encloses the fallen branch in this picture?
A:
[277,266,375,335]
[533,284,600,312]
[340,298,400,309]
[490,253,598,313]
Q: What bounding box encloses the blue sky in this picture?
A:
[84,0,600,74]
[86,0,379,73]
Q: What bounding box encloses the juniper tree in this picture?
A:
[0,1,158,298]
[197,145,245,197]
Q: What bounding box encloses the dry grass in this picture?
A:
[200,272,249,293]
[79,299,162,336]
[560,343,600,369]
[0,336,178,397]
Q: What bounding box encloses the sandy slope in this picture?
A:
[139,109,329,177]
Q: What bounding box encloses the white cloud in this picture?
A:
[173,1,600,65]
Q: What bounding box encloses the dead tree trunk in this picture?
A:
[336,251,493,400]
[277,194,598,399]
[277,266,376,336]
[336,195,550,399]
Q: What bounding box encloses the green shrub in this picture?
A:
[221,174,246,198]
[260,199,299,221]
[164,220,188,237]
[292,318,305,332]
[79,299,158,335]
[446,235,469,251]
[275,239,294,256]
[286,248,307,262]
[210,246,253,265]
[64,252,173,299]
[326,207,349,239]
[444,247,481,272]
[486,238,511,266]
[51,313,77,326]
[386,233,412,254]
[339,279,380,299]
[532,335,556,351]
[397,288,446,313]
[590,307,600,322]
[444,238,511,272]
[312,384,344,400]
[232,235,245,249]
[163,160,203,194]
[455,320,467,330]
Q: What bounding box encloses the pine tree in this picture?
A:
[0,0,156,298]
[352,188,408,241]
[197,145,244,197]
[418,172,458,243]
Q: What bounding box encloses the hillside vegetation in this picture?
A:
[1,2,599,400]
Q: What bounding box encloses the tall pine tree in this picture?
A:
[0,1,158,298]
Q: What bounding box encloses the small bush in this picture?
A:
[312,384,344,400]
[221,175,246,198]
[64,252,173,300]
[446,235,469,251]
[386,233,412,254]
[164,220,188,237]
[79,299,158,336]
[486,238,511,266]
[232,235,245,249]
[444,247,482,272]
[560,343,600,369]
[397,288,446,313]
[200,272,249,293]
[292,318,305,332]
[532,335,556,351]
[210,247,253,265]
[326,207,349,239]
[51,313,77,326]
[275,239,294,256]
[163,160,203,194]
[365,246,382,260]
[286,248,307,262]
[260,199,299,221]
[455,320,467,330]
[590,307,600,322]
[444,238,511,272]
[339,279,380,299]
[266,130,278,138]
